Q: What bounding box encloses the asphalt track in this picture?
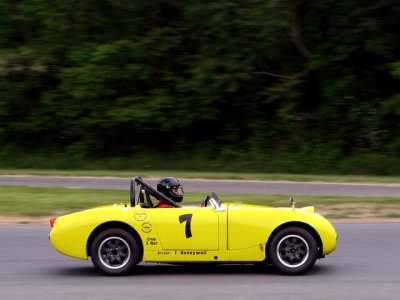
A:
[2,175,400,197]
[1,223,399,300]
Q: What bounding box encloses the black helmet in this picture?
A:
[157,177,184,202]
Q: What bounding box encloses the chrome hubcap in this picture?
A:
[276,234,309,268]
[98,237,131,270]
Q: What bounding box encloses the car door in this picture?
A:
[149,207,219,250]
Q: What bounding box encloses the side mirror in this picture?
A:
[289,196,296,209]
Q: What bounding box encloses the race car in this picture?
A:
[49,177,337,275]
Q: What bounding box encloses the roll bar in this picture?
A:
[130,177,181,208]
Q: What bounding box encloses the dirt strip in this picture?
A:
[1,215,399,225]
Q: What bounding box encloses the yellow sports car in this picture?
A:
[49,177,337,275]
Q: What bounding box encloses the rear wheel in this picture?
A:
[90,228,139,276]
[268,227,318,275]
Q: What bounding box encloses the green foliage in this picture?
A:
[0,0,400,174]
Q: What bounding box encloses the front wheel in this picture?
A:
[90,228,139,276]
[268,227,318,275]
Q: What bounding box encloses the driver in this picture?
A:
[155,177,184,208]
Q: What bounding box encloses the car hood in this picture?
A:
[226,202,315,213]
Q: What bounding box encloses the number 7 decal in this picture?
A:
[179,214,193,238]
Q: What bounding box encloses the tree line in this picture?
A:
[0,0,399,174]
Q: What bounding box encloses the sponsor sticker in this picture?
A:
[134,210,147,221]
[142,222,152,233]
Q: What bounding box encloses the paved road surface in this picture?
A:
[2,175,400,197]
[0,223,399,300]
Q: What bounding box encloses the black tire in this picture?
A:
[268,227,318,275]
[90,228,139,276]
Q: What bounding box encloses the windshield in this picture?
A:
[209,192,224,210]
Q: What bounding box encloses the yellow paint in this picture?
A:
[49,200,337,263]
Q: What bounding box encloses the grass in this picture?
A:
[1,168,400,183]
[0,186,126,216]
[1,185,399,218]
[381,213,400,218]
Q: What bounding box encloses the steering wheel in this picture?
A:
[200,195,210,207]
